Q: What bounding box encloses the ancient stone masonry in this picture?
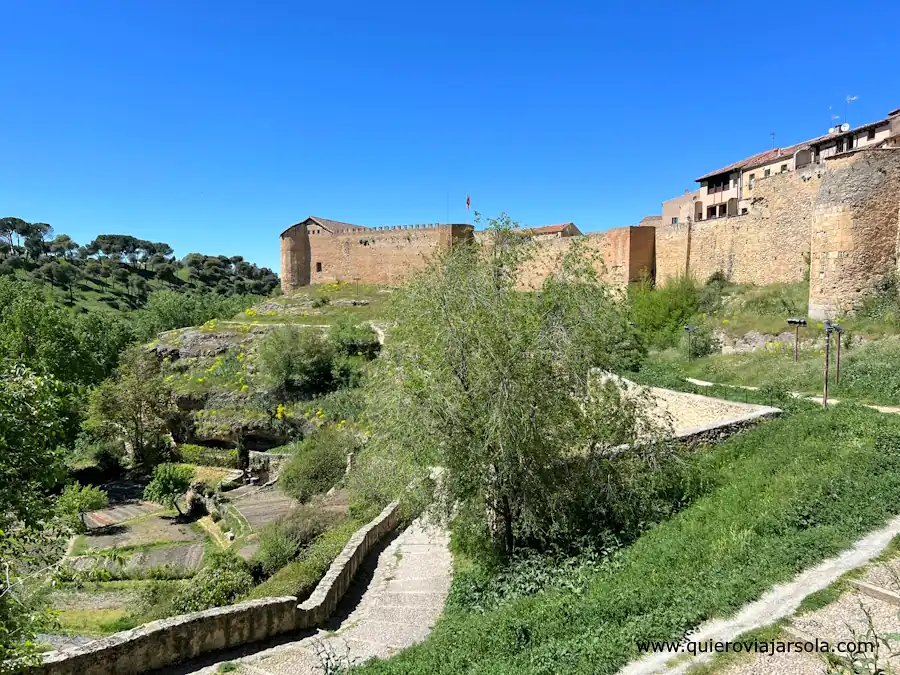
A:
[655,147,900,318]
[281,147,900,316]
[809,149,900,318]
[280,221,474,292]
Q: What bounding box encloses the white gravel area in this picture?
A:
[647,386,778,436]
[715,644,825,675]
[792,589,900,660]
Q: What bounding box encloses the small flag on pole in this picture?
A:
[466,194,471,210]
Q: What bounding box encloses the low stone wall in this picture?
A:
[31,501,401,675]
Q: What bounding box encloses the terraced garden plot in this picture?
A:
[71,542,205,574]
[231,488,297,531]
[83,501,162,529]
[78,514,204,551]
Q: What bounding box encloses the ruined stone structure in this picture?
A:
[280,148,900,320]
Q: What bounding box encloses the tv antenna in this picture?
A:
[846,95,858,127]
[770,132,776,148]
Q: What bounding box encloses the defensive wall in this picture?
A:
[280,147,900,318]
[654,146,900,318]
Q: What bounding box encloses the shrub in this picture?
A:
[257,326,335,397]
[252,504,343,578]
[681,323,721,359]
[56,482,109,533]
[312,296,330,308]
[143,463,194,516]
[628,275,701,349]
[328,319,381,360]
[279,428,354,502]
[247,518,362,600]
[170,550,254,613]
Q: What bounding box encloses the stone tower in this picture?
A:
[279,221,311,294]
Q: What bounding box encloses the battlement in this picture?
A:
[307,223,467,236]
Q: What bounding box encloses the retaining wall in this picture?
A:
[31,501,401,675]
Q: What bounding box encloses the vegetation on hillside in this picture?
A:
[356,404,900,674]
[0,217,279,314]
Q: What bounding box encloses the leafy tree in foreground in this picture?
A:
[358,213,660,558]
[56,482,109,532]
[88,346,176,466]
[0,361,72,668]
[143,463,194,516]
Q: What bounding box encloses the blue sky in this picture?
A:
[3,0,898,272]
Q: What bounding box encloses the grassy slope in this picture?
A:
[355,404,900,675]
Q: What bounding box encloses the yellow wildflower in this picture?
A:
[276,403,285,420]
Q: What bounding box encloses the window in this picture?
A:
[671,217,678,224]
[780,164,788,173]
[847,136,855,150]
[868,128,876,140]
[741,207,748,215]
[764,168,771,177]
[707,206,717,219]
[718,204,727,217]
[748,173,756,189]
[315,262,322,273]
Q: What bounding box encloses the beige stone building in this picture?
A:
[662,108,900,225]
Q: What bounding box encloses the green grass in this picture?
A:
[643,336,900,406]
[54,608,140,636]
[246,518,364,599]
[355,404,900,674]
[684,623,787,675]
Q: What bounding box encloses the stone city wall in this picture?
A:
[809,149,900,318]
[656,168,818,285]
[31,502,401,675]
[515,226,655,290]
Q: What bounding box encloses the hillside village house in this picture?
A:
[662,108,900,225]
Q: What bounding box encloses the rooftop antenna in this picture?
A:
[770,132,776,148]
[846,95,858,127]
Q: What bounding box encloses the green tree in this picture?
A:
[359,214,656,557]
[257,326,335,396]
[88,346,176,466]
[56,482,109,532]
[143,463,194,516]
[0,362,72,668]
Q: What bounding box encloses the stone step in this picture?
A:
[849,579,900,606]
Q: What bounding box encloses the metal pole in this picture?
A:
[688,333,692,361]
[823,335,830,406]
[835,331,841,385]
[794,324,799,362]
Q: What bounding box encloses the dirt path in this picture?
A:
[617,513,900,675]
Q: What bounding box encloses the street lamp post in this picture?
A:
[833,323,844,385]
[684,325,697,361]
[787,318,807,362]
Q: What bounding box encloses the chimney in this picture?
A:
[889,108,900,118]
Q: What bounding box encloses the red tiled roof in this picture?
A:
[695,114,894,182]
[524,223,579,235]
[280,216,368,237]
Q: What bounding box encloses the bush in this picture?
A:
[681,323,721,359]
[328,319,381,360]
[257,326,336,397]
[252,504,343,578]
[312,296,330,308]
[628,275,701,349]
[279,428,354,502]
[247,518,363,600]
[170,550,254,613]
